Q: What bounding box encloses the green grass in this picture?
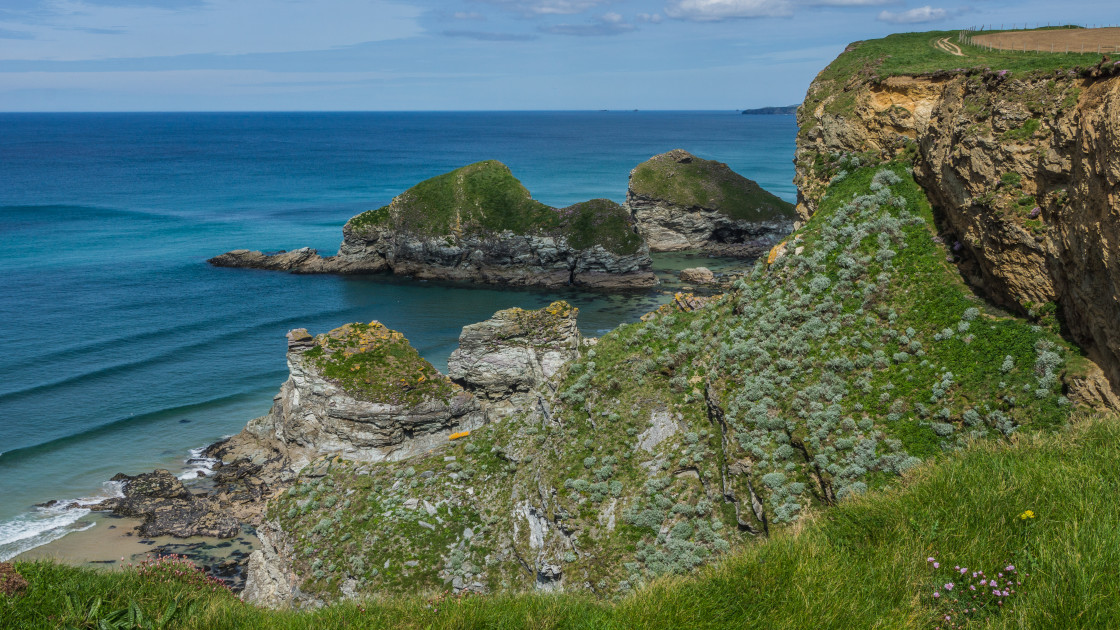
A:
[7,414,1119,629]
[303,321,457,406]
[821,29,1104,81]
[346,161,643,255]
[799,28,1107,139]
[629,152,795,221]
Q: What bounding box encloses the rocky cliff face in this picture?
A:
[796,64,1120,397]
[210,161,657,289]
[448,301,581,417]
[626,149,795,256]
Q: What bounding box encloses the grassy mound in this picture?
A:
[302,321,456,407]
[629,150,795,221]
[346,161,642,255]
[6,415,1118,629]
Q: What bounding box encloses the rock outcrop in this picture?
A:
[96,469,240,538]
[240,324,485,469]
[211,161,657,289]
[448,301,580,416]
[796,56,1120,400]
[626,149,795,256]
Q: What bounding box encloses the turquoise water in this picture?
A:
[0,111,797,558]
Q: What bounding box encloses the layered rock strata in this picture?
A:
[448,301,581,417]
[796,61,1120,397]
[626,149,796,255]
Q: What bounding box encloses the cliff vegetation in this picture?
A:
[6,413,1119,628]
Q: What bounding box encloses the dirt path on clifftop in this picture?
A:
[934,37,964,56]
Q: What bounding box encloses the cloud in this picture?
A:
[665,0,792,21]
[635,12,662,23]
[474,0,612,16]
[540,11,634,35]
[442,29,537,41]
[0,27,35,39]
[0,0,423,61]
[452,11,485,20]
[877,5,947,23]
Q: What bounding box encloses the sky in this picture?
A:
[0,0,1112,111]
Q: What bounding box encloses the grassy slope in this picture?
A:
[629,152,795,221]
[346,161,642,255]
[800,28,1107,140]
[6,414,1118,629]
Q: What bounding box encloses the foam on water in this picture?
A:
[0,481,122,561]
[178,445,221,481]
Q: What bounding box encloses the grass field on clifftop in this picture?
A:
[824,29,1106,80]
[4,414,1118,629]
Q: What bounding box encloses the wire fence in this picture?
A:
[957,24,1120,55]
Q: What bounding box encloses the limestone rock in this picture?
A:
[243,519,315,609]
[244,321,485,465]
[626,149,795,255]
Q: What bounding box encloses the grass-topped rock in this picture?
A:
[240,323,483,467]
[211,160,656,289]
[627,149,795,255]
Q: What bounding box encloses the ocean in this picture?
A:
[0,111,797,560]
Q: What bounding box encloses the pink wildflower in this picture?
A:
[945,583,955,591]
[933,562,940,568]
[934,592,941,599]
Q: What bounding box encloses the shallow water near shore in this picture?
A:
[0,111,796,560]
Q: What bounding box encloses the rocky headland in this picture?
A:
[626,149,796,256]
[210,161,657,289]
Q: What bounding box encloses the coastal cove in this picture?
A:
[0,111,796,562]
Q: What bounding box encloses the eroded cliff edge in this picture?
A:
[795,46,1120,397]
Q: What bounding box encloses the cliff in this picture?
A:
[627,149,795,256]
[794,29,1120,399]
[238,164,1089,607]
[210,161,656,289]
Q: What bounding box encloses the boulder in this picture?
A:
[679,267,716,284]
[96,469,240,538]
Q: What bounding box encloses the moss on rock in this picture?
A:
[305,321,457,407]
[346,161,642,256]
[629,150,794,221]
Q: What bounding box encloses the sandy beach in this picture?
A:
[15,512,258,588]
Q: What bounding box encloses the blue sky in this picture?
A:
[0,0,1112,111]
